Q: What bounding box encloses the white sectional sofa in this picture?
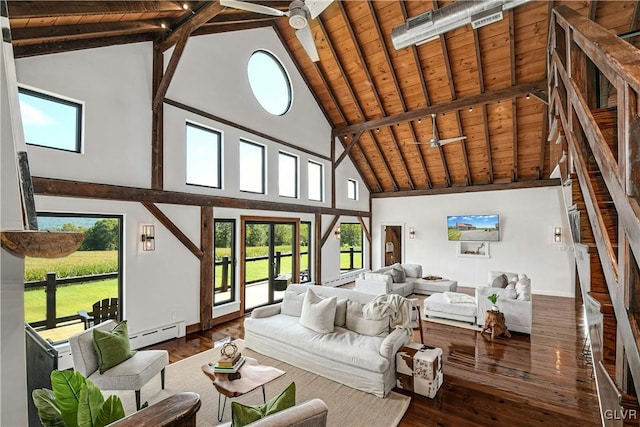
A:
[354,263,423,296]
[244,284,411,397]
[423,271,532,334]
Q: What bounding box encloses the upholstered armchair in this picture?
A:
[69,320,169,410]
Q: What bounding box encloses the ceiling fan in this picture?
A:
[220,0,334,62]
[412,114,466,151]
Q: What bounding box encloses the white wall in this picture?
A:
[334,138,370,212]
[372,186,575,297]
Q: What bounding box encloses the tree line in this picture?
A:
[60,219,119,251]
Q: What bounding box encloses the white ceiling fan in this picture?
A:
[412,114,466,151]
[220,0,334,62]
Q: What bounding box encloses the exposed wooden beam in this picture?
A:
[200,206,213,330]
[399,0,432,189]
[193,19,273,36]
[370,179,561,198]
[334,81,546,136]
[10,20,163,44]
[320,9,397,191]
[335,130,363,167]
[208,12,276,23]
[320,215,340,248]
[13,33,154,58]
[156,1,224,52]
[483,105,494,184]
[512,99,518,182]
[6,1,186,18]
[151,43,164,190]
[588,0,598,21]
[152,29,189,112]
[509,10,516,87]
[631,0,640,32]
[539,103,549,179]
[142,201,203,259]
[32,177,371,217]
[331,136,336,209]
[164,98,330,161]
[358,217,371,245]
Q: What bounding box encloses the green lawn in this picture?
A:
[448,229,461,241]
[25,250,118,281]
[24,279,118,323]
[340,250,362,270]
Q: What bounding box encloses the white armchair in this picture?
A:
[69,320,169,410]
[476,271,532,334]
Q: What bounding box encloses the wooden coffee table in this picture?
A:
[201,356,285,421]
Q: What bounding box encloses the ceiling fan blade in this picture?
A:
[296,25,320,62]
[305,0,335,19]
[220,0,288,17]
[438,136,467,145]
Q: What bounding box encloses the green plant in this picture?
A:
[32,370,125,427]
[487,293,499,305]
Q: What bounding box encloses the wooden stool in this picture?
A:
[409,299,424,344]
[481,310,511,340]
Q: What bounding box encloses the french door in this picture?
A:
[241,217,300,312]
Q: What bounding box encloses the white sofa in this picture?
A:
[424,271,532,334]
[244,284,411,397]
[354,263,423,296]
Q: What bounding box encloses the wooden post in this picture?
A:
[45,272,56,329]
[221,256,229,292]
[200,207,213,330]
[349,247,354,270]
[275,251,281,275]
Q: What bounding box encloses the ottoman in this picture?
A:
[396,343,443,398]
[413,278,457,295]
[423,292,477,324]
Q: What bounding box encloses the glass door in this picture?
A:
[244,221,297,311]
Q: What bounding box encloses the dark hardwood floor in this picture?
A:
[146,289,600,426]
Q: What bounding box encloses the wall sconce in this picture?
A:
[141,225,155,251]
[409,227,415,239]
[553,226,562,243]
[334,227,341,240]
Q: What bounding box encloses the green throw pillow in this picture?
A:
[92,320,136,374]
[231,382,295,427]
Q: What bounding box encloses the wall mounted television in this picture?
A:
[447,214,500,242]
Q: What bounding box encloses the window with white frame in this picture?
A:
[278,151,298,198]
[347,179,358,200]
[18,87,82,152]
[239,140,265,194]
[308,161,323,202]
[185,122,221,188]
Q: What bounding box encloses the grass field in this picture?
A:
[24,279,118,323]
[448,229,462,241]
[25,251,118,281]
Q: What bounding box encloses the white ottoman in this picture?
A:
[413,278,457,295]
[396,343,443,398]
[423,292,477,324]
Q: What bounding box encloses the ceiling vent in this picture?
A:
[391,0,532,50]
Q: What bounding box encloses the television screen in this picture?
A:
[447,214,500,241]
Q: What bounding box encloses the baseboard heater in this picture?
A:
[129,321,186,350]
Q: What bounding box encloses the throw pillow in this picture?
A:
[402,264,422,278]
[299,289,337,334]
[516,275,531,301]
[92,320,136,374]
[335,298,348,327]
[345,300,389,337]
[231,382,296,427]
[281,291,305,317]
[390,263,406,283]
[491,273,508,288]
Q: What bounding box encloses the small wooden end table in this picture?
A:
[201,356,285,421]
[481,310,511,340]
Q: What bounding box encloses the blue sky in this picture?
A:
[19,91,79,151]
[447,214,499,229]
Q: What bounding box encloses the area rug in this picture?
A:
[423,315,482,331]
[110,340,411,427]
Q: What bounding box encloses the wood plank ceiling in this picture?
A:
[7,1,640,196]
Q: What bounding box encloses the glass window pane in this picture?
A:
[339,223,363,271]
[279,152,298,198]
[19,88,81,152]
[214,220,234,306]
[240,141,265,193]
[347,179,358,200]
[186,123,221,188]
[247,50,292,116]
[308,161,323,202]
[300,222,311,283]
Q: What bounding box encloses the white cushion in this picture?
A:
[346,301,389,337]
[363,273,392,283]
[390,263,406,283]
[402,264,422,278]
[299,289,337,334]
[335,298,347,327]
[516,276,531,301]
[281,290,305,317]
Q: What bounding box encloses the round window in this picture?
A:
[247,50,292,116]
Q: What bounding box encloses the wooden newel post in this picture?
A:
[221,256,229,292]
[45,272,57,329]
